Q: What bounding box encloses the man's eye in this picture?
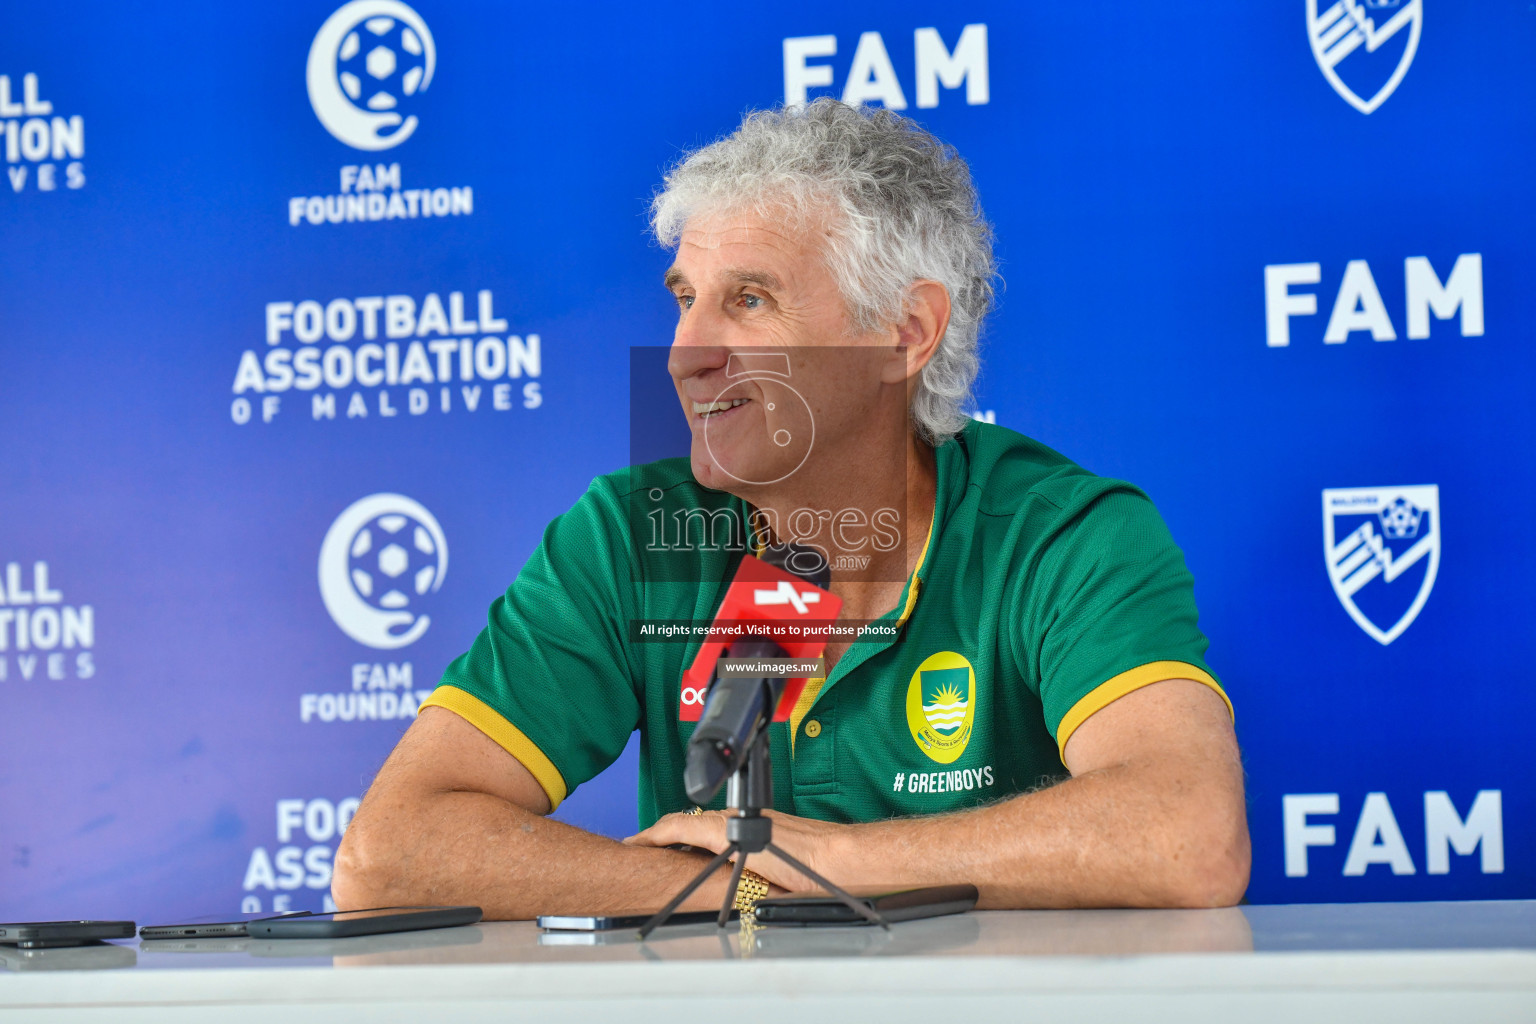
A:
[740,294,761,309]
[678,295,694,310]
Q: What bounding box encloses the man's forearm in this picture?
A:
[334,785,742,920]
[331,707,747,920]
[827,756,1249,909]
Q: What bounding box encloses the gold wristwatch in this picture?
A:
[732,868,771,912]
[685,808,771,912]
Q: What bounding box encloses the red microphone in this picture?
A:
[677,551,842,723]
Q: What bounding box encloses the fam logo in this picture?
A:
[1284,789,1502,878]
[1306,0,1422,114]
[2,74,85,194]
[1323,485,1439,645]
[308,0,436,151]
[291,2,471,226]
[319,493,447,649]
[1264,253,1482,348]
[904,651,975,764]
[784,24,988,109]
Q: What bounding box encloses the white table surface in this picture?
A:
[2,901,1533,1023]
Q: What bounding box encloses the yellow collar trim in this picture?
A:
[789,504,935,754]
[893,508,935,630]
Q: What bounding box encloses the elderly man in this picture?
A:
[333,100,1249,918]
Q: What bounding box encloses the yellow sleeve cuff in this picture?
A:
[420,685,570,810]
[1054,661,1233,764]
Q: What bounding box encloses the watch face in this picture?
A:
[700,352,816,487]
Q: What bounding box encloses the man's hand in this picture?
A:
[624,809,842,893]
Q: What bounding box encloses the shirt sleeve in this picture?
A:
[421,477,641,810]
[1013,486,1230,762]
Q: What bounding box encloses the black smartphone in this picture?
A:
[751,884,978,926]
[244,905,481,938]
[537,909,737,931]
[0,921,136,949]
[139,911,314,939]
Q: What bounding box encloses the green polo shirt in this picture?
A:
[424,420,1228,827]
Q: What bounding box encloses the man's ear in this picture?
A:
[881,280,952,385]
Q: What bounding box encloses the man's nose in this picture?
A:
[668,305,730,381]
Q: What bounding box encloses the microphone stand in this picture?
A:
[637,726,890,939]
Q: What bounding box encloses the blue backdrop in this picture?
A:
[2,1,1529,920]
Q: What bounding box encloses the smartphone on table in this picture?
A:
[537,909,736,931]
[139,911,314,939]
[0,921,136,949]
[751,884,978,926]
[245,906,481,938]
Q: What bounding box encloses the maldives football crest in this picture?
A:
[905,652,976,764]
[1322,485,1439,645]
[1306,0,1422,115]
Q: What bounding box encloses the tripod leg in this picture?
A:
[764,842,891,931]
[637,844,737,939]
[718,855,748,928]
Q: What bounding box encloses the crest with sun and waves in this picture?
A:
[904,652,976,764]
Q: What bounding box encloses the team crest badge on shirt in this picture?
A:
[905,652,976,764]
[1323,485,1440,645]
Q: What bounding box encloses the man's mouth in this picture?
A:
[693,398,750,419]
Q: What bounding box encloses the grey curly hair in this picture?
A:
[651,99,997,444]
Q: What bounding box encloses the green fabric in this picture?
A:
[435,420,1218,827]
